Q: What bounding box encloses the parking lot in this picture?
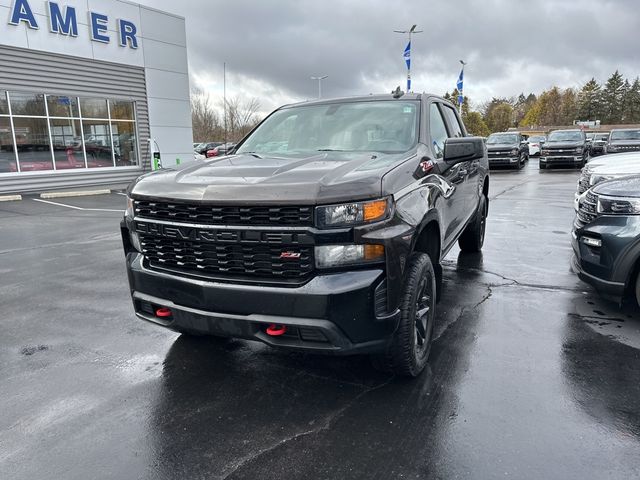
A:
[1,161,639,479]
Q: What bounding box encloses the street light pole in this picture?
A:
[310,75,328,99]
[394,25,423,93]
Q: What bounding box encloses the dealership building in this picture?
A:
[0,0,193,194]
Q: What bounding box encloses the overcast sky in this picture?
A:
[139,0,638,114]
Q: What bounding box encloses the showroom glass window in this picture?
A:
[0,90,139,174]
[0,92,18,173]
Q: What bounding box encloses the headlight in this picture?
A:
[510,148,518,156]
[129,230,142,252]
[316,197,391,228]
[541,149,549,156]
[315,244,385,268]
[125,196,135,217]
[597,195,640,215]
[575,147,583,154]
[607,145,617,152]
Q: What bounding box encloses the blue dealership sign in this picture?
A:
[8,0,138,49]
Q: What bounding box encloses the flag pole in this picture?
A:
[458,60,467,115]
[394,25,422,93]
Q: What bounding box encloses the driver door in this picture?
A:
[428,102,469,249]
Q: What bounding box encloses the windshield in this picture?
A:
[236,101,419,155]
[529,136,545,142]
[487,134,518,144]
[610,129,640,141]
[547,131,583,142]
[595,134,609,141]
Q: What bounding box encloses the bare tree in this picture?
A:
[222,96,262,142]
[191,88,221,142]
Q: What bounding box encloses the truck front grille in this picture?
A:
[139,234,314,281]
[488,150,513,157]
[546,149,577,157]
[134,200,313,227]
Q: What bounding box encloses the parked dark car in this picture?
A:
[539,129,588,169]
[605,128,640,154]
[196,141,223,155]
[572,175,640,306]
[485,132,528,169]
[121,93,490,377]
[590,132,610,156]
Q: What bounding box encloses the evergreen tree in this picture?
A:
[463,111,490,137]
[624,77,640,123]
[601,71,626,123]
[560,88,578,125]
[577,78,602,121]
[485,103,514,132]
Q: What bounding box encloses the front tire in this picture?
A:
[372,253,436,377]
[635,272,640,308]
[458,195,488,253]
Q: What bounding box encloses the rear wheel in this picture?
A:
[372,253,436,377]
[458,195,488,253]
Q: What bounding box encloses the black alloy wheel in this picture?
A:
[372,253,436,377]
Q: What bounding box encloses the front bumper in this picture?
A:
[571,216,640,301]
[540,155,583,166]
[124,249,401,355]
[488,156,519,167]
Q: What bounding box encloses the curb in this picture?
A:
[40,189,111,199]
[0,195,22,202]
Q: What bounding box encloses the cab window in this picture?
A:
[441,106,464,138]
[429,103,448,158]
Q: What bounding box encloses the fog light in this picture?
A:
[582,236,601,248]
[315,244,384,268]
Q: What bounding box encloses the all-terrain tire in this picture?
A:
[458,195,488,253]
[371,253,436,377]
[635,272,640,308]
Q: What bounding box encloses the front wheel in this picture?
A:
[458,195,488,253]
[635,272,640,308]
[371,253,436,377]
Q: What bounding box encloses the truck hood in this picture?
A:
[487,143,518,151]
[544,141,583,149]
[590,159,640,175]
[609,140,640,146]
[593,175,640,197]
[129,151,413,205]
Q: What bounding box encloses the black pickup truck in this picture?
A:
[605,128,640,154]
[539,129,589,169]
[486,132,528,169]
[121,93,489,376]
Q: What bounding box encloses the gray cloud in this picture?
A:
[139,0,639,112]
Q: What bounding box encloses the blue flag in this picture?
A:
[404,42,411,70]
[457,68,464,106]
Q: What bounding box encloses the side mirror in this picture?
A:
[443,137,485,165]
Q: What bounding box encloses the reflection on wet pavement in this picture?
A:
[1,165,639,479]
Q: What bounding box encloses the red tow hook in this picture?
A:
[155,307,173,318]
[266,324,287,336]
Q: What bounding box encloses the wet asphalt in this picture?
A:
[1,160,639,480]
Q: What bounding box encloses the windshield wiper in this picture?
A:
[317,148,345,152]
[241,152,263,158]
